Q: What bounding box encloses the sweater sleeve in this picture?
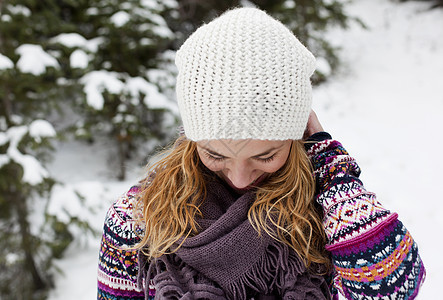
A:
[307,138,426,299]
[97,186,154,300]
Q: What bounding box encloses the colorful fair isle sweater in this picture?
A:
[97,137,426,299]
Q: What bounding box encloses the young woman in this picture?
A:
[97,8,425,300]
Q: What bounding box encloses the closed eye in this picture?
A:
[255,153,276,163]
[204,151,226,161]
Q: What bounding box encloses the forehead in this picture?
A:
[197,139,288,157]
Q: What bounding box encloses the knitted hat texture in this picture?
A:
[176,7,316,141]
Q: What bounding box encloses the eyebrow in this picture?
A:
[201,144,283,158]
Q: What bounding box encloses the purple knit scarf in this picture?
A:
[138,179,330,299]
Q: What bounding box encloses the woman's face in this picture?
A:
[196,139,292,191]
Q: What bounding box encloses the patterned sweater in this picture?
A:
[97,137,426,299]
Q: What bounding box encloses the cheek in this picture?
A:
[202,160,225,172]
[261,158,287,173]
[260,150,290,173]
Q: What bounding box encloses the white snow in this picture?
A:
[0,53,14,70]
[126,77,179,113]
[6,4,31,16]
[141,0,161,10]
[47,181,108,231]
[315,56,332,76]
[86,7,99,16]
[134,9,174,39]
[51,33,89,48]
[140,37,154,46]
[0,132,7,146]
[282,0,296,9]
[80,71,178,113]
[1,14,12,22]
[47,184,82,223]
[1,125,49,185]
[29,119,57,143]
[110,11,131,27]
[51,33,104,53]
[1,120,55,184]
[151,24,175,40]
[70,49,89,69]
[47,0,440,299]
[45,139,144,300]
[18,151,49,185]
[80,70,125,110]
[86,37,105,53]
[161,0,179,9]
[113,113,137,124]
[16,44,59,75]
[107,2,175,38]
[5,253,20,265]
[0,154,9,167]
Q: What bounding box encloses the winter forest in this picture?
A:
[0,0,441,299]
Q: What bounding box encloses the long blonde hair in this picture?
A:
[137,137,330,271]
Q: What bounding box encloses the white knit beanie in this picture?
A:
[175,7,316,141]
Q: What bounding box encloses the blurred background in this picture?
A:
[1,0,441,299]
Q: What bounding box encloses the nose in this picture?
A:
[227,163,255,189]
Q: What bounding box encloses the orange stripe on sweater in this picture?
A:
[335,230,413,282]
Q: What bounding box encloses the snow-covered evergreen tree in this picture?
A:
[258,0,362,83]
[173,0,360,83]
[0,121,57,299]
[0,1,91,298]
[54,0,180,181]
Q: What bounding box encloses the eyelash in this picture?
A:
[204,152,276,163]
[204,152,225,161]
[259,154,276,163]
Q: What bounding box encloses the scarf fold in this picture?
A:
[138,179,330,300]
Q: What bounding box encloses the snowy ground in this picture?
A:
[48,0,441,298]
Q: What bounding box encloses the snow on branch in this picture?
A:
[80,70,178,113]
[126,76,178,114]
[16,44,60,75]
[80,71,125,110]
[133,8,174,39]
[29,119,57,143]
[0,120,56,185]
[50,33,104,53]
[0,53,14,70]
[70,49,89,69]
[111,11,131,27]
[6,4,31,17]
